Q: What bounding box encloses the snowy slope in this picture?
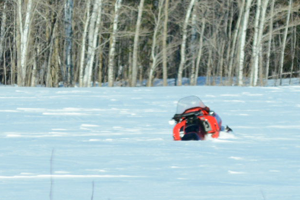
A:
[0,86,300,200]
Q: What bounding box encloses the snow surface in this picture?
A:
[1,86,300,200]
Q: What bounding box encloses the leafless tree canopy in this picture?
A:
[0,0,299,87]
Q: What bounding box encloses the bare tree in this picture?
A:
[108,0,122,87]
[279,0,292,85]
[83,0,103,87]
[0,0,8,83]
[79,0,91,87]
[289,26,296,84]
[16,0,34,86]
[250,0,269,86]
[162,0,169,86]
[228,0,244,85]
[131,0,145,87]
[177,0,197,86]
[265,0,275,82]
[44,0,61,87]
[257,0,269,86]
[194,17,205,86]
[238,0,252,86]
[250,0,261,86]
[147,0,163,87]
[189,6,197,86]
[64,0,74,86]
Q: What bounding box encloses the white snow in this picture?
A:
[0,85,300,200]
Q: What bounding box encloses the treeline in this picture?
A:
[0,0,299,87]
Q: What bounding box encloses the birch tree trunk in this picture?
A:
[279,0,292,85]
[45,24,57,87]
[98,28,103,87]
[64,0,73,87]
[31,49,37,86]
[206,49,212,85]
[0,1,7,83]
[10,37,16,85]
[225,0,233,84]
[108,0,122,87]
[45,3,59,87]
[265,0,275,82]
[289,26,296,84]
[162,0,169,86]
[147,0,163,87]
[53,32,60,87]
[131,0,145,87]
[218,1,229,86]
[190,8,197,86]
[3,41,7,85]
[254,0,269,86]
[177,0,196,86]
[238,0,252,86]
[250,0,261,86]
[17,0,33,86]
[228,0,245,85]
[194,18,205,86]
[0,0,7,68]
[79,0,91,87]
[218,41,225,85]
[83,0,102,87]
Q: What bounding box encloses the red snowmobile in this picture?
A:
[172,96,230,141]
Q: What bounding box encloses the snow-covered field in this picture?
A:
[1,86,300,200]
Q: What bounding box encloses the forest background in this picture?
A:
[0,0,299,87]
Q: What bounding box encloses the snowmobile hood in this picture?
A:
[176,96,206,114]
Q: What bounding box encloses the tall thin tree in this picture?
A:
[162,0,169,86]
[108,0,122,87]
[83,0,103,87]
[265,0,275,82]
[177,0,197,86]
[255,0,269,86]
[238,0,252,86]
[279,0,292,85]
[64,0,74,86]
[79,0,91,87]
[17,0,34,86]
[250,0,261,86]
[147,0,163,87]
[228,0,245,85]
[0,0,8,83]
[131,0,145,87]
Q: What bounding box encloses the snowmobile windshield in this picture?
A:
[176,96,206,114]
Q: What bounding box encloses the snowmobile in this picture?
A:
[171,96,231,141]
